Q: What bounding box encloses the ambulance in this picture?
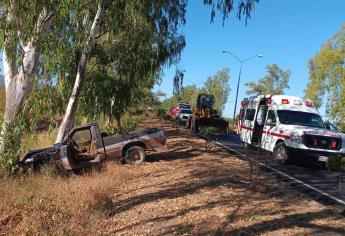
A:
[238,95,343,164]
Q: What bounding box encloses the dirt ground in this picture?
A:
[98,117,345,235]
[2,115,345,235]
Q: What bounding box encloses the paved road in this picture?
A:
[215,133,345,208]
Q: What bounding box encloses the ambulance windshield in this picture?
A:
[277,110,325,128]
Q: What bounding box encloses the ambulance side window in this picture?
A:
[239,109,245,120]
[265,110,276,125]
[245,109,255,121]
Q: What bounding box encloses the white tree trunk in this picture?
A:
[0,43,37,150]
[0,2,54,153]
[55,54,88,142]
[55,1,104,143]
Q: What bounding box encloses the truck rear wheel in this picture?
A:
[124,146,146,165]
[273,142,289,164]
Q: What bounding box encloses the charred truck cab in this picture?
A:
[20,123,166,171]
[238,95,343,163]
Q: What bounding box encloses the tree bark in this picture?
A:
[0,43,38,150]
[55,1,104,143]
[0,3,54,152]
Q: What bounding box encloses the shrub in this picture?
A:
[153,107,168,120]
[102,118,138,136]
[199,126,219,151]
[0,122,22,174]
[326,156,345,171]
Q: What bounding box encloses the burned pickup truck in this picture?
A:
[20,123,166,171]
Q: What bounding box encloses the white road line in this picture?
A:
[214,139,345,206]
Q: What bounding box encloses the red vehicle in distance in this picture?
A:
[170,103,191,120]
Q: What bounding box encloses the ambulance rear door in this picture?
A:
[240,100,258,145]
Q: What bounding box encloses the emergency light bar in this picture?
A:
[280,98,313,107]
[294,100,303,105]
[306,100,313,107]
[281,99,290,104]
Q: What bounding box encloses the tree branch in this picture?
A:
[35,9,54,34]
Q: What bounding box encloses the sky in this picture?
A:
[153,0,345,118]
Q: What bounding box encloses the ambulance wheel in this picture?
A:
[125,146,146,165]
[273,142,289,164]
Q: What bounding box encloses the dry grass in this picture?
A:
[1,115,345,235]
[0,164,141,235]
[21,129,58,151]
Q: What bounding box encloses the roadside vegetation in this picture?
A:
[245,64,291,96]
[161,68,231,115]
[305,24,345,131]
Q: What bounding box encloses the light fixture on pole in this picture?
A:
[222,50,263,120]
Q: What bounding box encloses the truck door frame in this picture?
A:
[90,124,107,160]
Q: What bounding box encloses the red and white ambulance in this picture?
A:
[238,95,343,163]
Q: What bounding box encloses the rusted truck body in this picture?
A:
[20,123,166,171]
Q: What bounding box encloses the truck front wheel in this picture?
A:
[273,142,290,164]
[124,146,146,165]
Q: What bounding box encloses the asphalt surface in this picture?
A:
[215,133,345,208]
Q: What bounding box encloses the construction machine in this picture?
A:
[186,94,229,134]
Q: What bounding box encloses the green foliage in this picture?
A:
[245,64,291,96]
[173,69,185,95]
[203,0,259,24]
[163,68,230,114]
[204,67,230,113]
[102,118,139,136]
[199,126,219,151]
[78,1,187,124]
[305,24,345,130]
[0,86,5,115]
[199,126,219,136]
[0,122,21,173]
[326,156,345,172]
[153,107,169,120]
[161,85,200,111]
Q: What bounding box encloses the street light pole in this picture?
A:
[233,61,242,120]
[222,50,263,120]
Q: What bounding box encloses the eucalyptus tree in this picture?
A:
[204,68,230,112]
[62,0,258,136]
[245,64,291,96]
[0,0,77,157]
[173,69,185,96]
[55,0,105,142]
[62,0,187,134]
[305,24,345,130]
